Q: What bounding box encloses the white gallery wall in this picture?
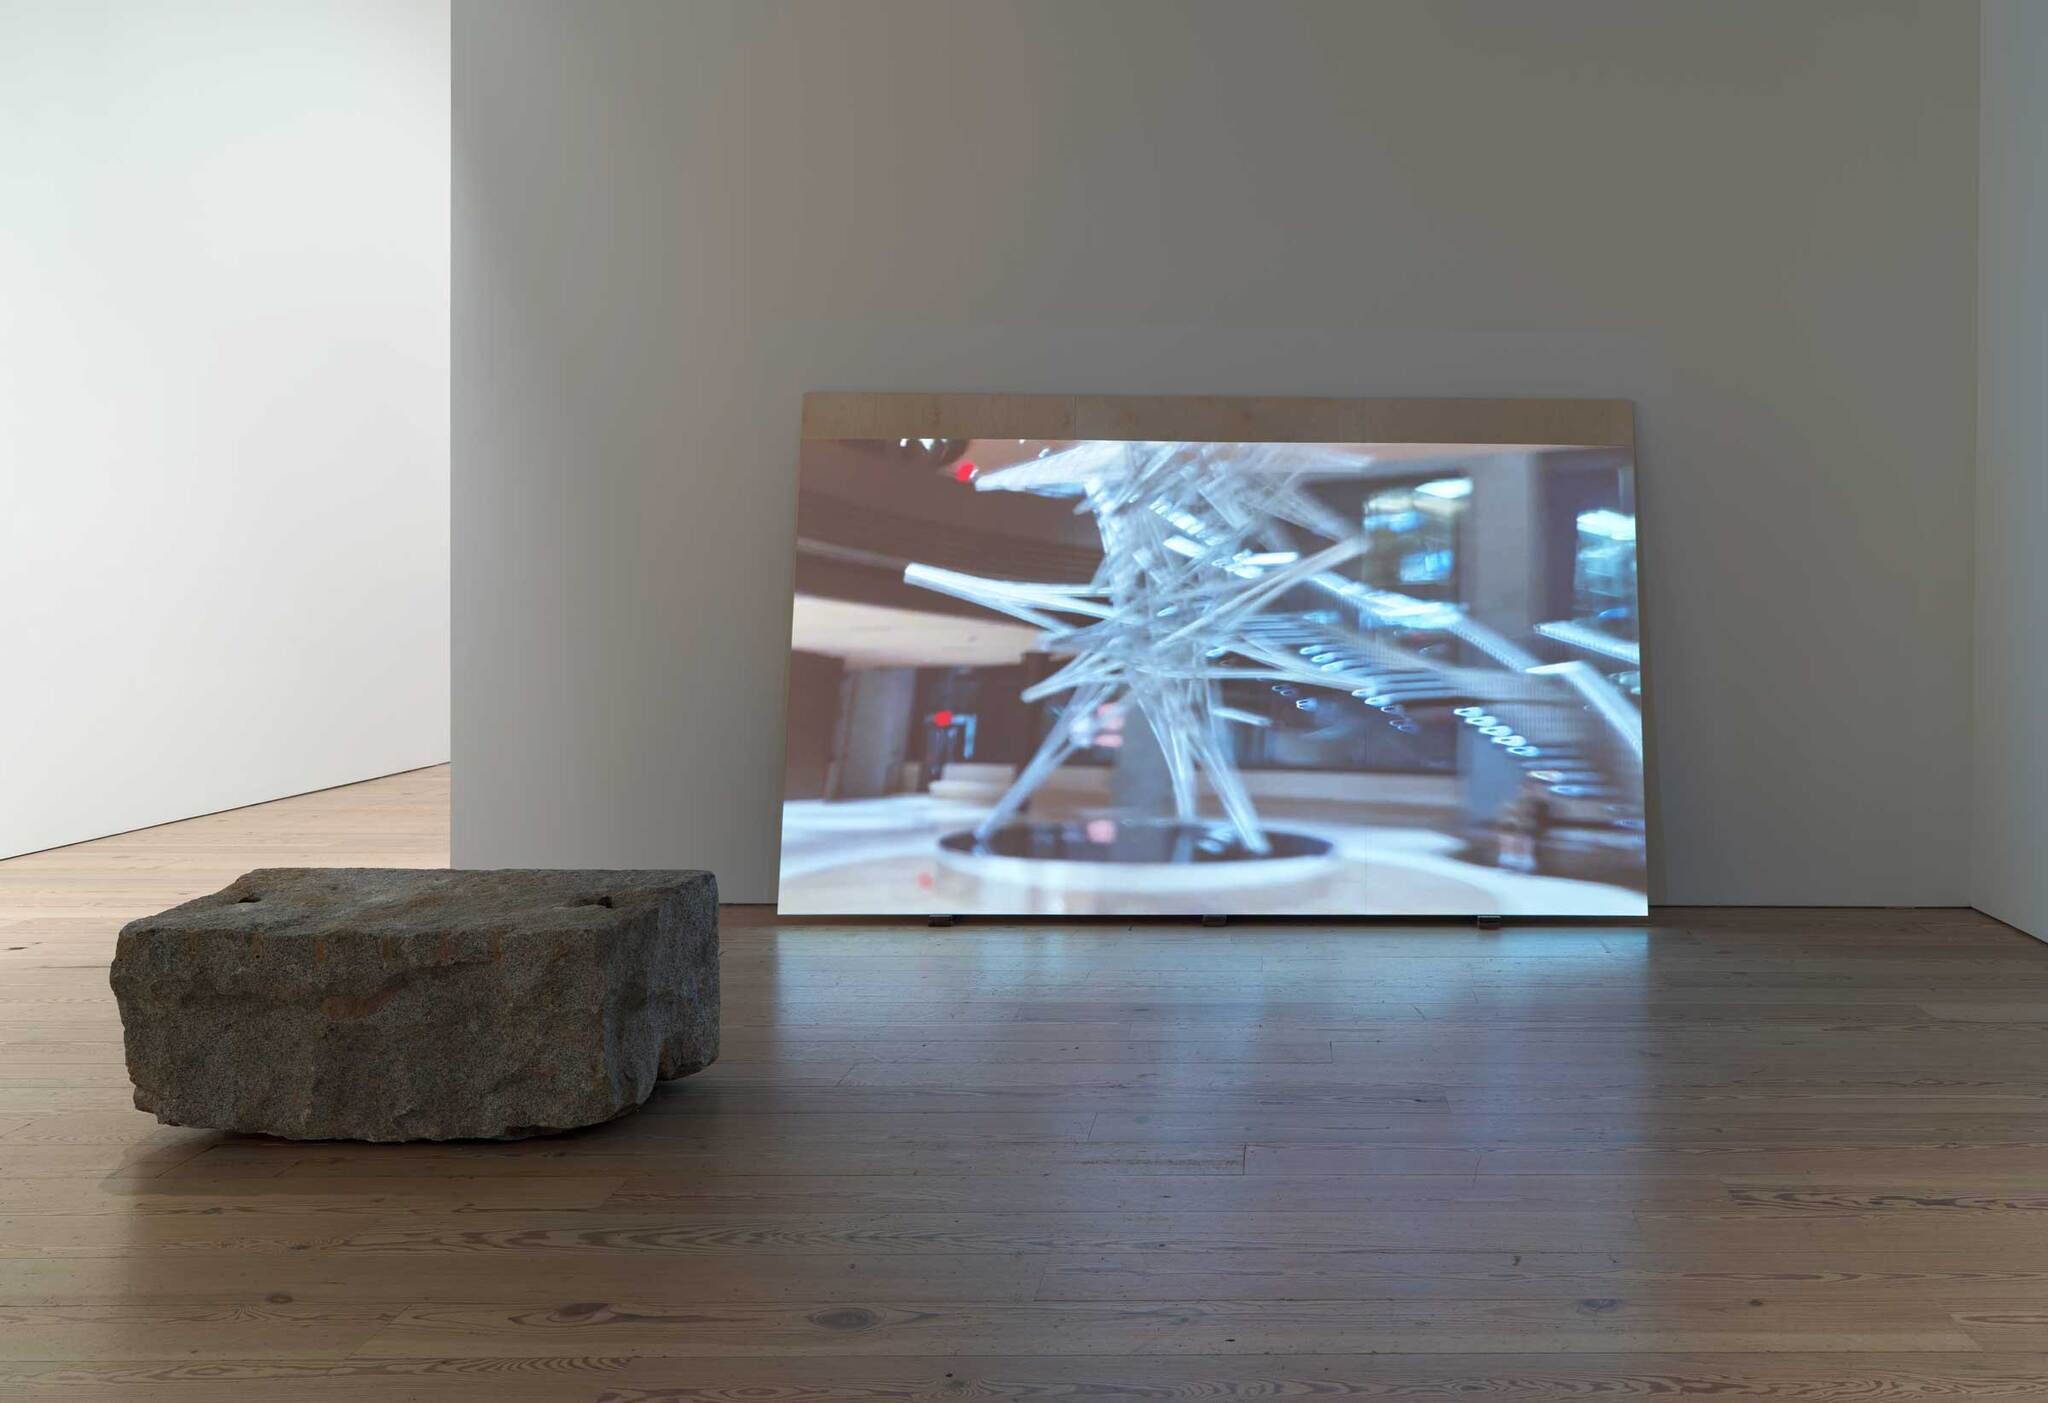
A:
[0,0,450,858]
[1974,0,2048,939]
[454,0,1977,905]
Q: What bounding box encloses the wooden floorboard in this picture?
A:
[4,765,2048,1397]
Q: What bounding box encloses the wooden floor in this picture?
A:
[4,770,2048,1398]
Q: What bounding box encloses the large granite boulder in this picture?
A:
[110,868,718,1141]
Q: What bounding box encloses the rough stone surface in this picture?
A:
[110,868,719,1141]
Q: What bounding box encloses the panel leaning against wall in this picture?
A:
[777,395,1645,918]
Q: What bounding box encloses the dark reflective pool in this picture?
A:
[939,820,1333,865]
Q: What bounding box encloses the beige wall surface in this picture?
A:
[454,0,1977,905]
[2,0,450,858]
[1974,0,2048,939]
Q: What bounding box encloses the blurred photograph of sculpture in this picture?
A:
[777,432,1645,916]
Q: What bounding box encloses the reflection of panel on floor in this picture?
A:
[928,762,1018,804]
[1035,767,1458,822]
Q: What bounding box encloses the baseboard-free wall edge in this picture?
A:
[0,760,451,864]
[1967,903,2048,944]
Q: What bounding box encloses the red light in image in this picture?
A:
[951,461,977,482]
[933,710,954,728]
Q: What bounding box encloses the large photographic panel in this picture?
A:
[778,396,1645,917]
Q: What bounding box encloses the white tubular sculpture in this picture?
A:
[903,441,1619,854]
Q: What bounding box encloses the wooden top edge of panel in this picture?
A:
[800,393,1634,449]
